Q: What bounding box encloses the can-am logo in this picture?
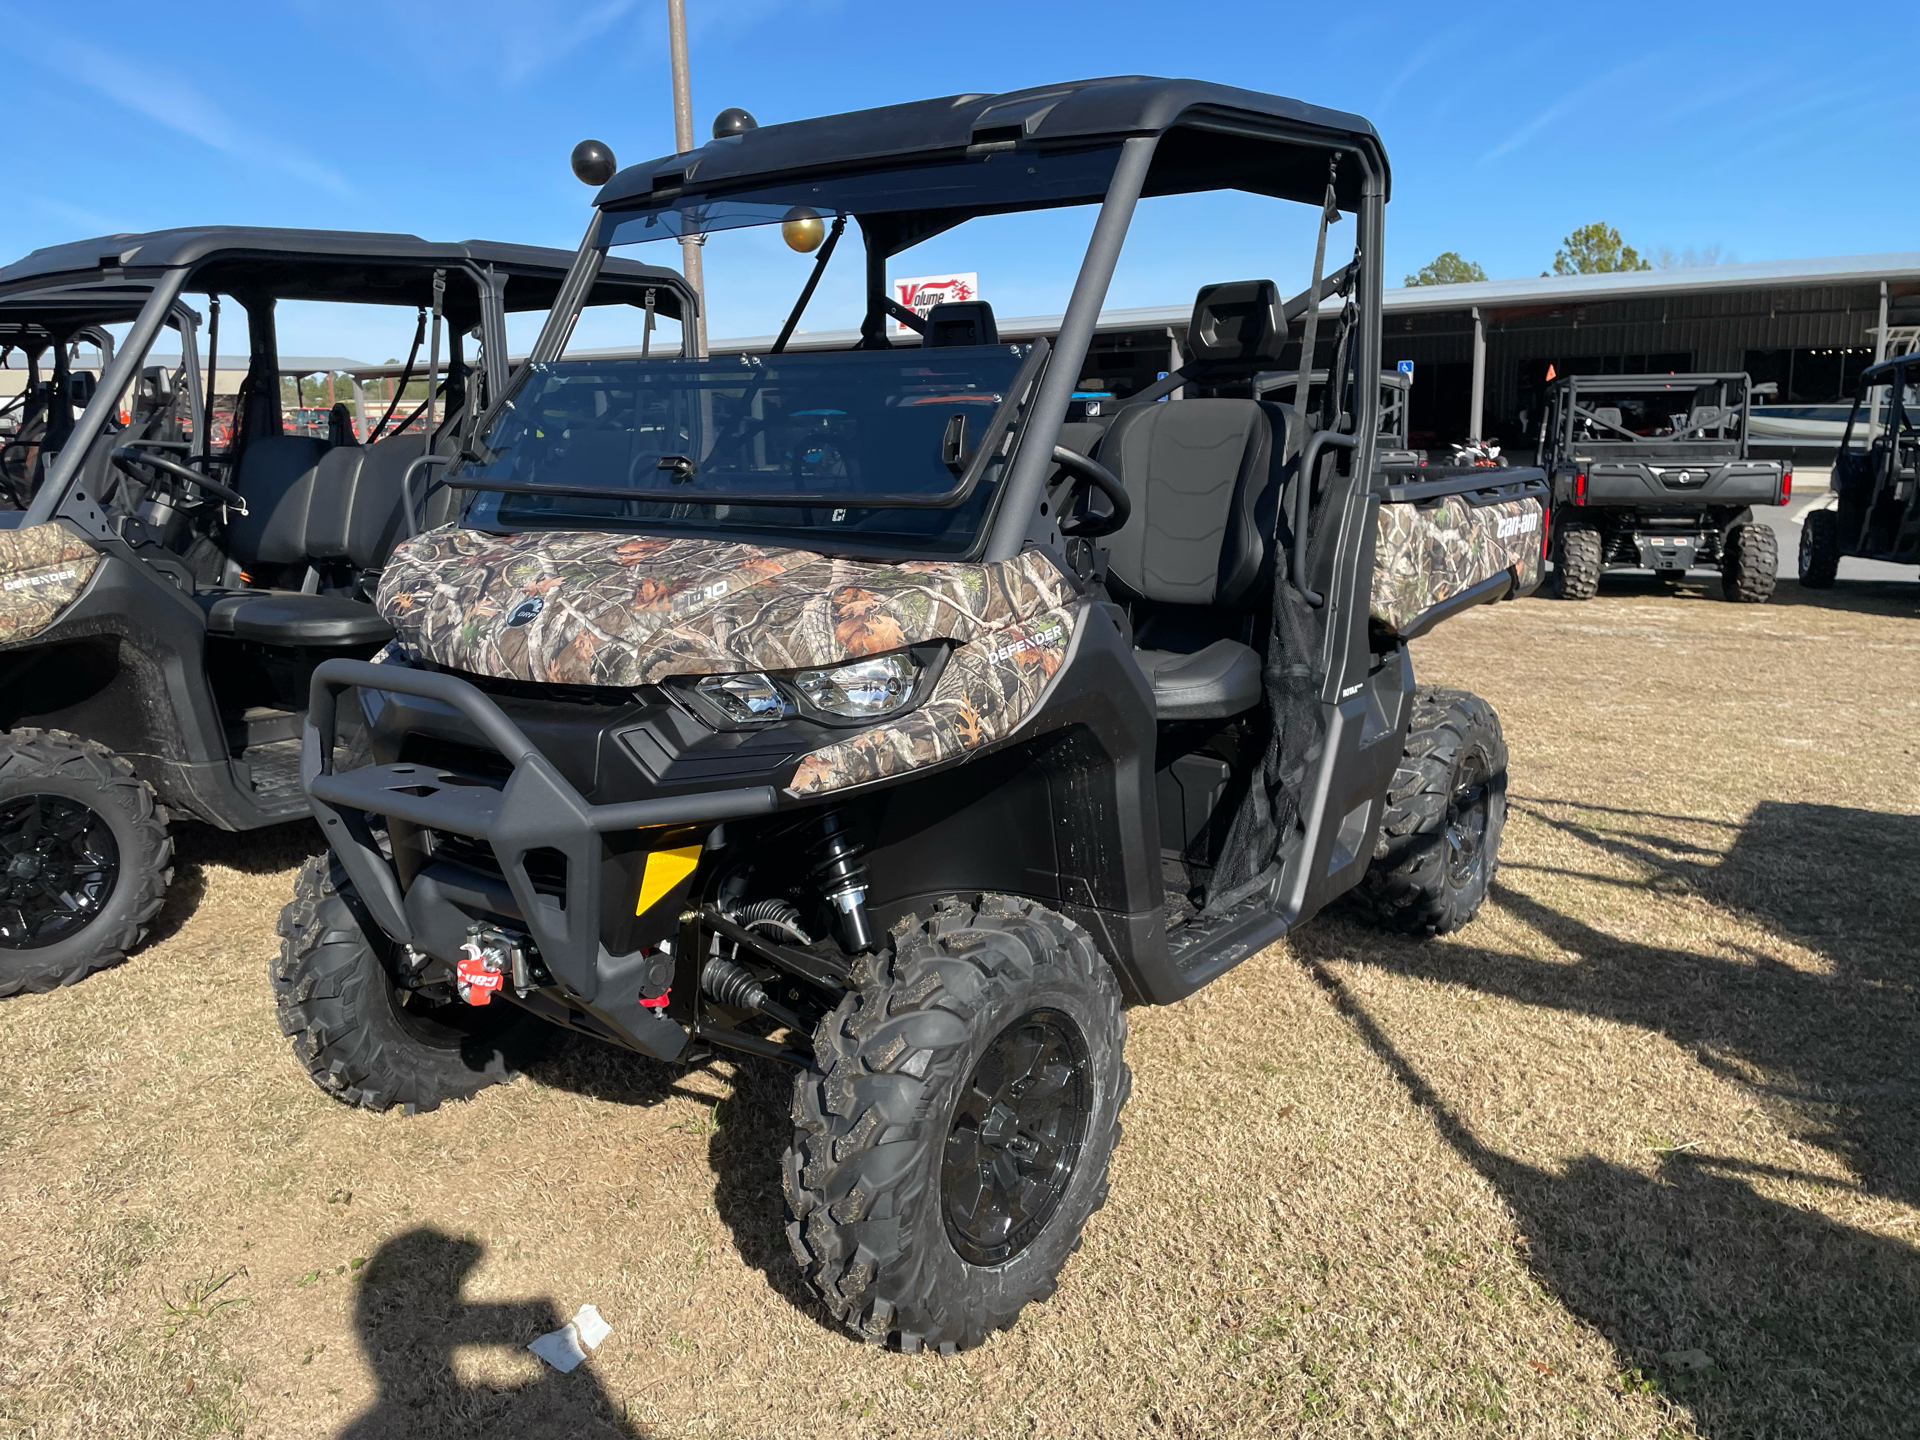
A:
[1494,512,1540,540]
[504,595,545,627]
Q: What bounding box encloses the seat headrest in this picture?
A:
[923,301,998,348]
[1688,405,1725,429]
[1591,406,1623,430]
[328,402,360,448]
[1188,280,1286,365]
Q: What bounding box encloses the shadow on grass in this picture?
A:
[518,1036,845,1340]
[143,817,322,950]
[1301,795,1920,1432]
[1302,958,1920,1439]
[1522,573,1918,615]
[334,1227,633,1439]
[1347,797,1920,1206]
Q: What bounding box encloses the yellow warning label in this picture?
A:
[635,844,703,916]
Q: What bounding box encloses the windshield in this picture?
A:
[1564,380,1744,444]
[462,344,1035,555]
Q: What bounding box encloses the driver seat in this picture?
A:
[1098,397,1285,720]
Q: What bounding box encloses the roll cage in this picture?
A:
[4,229,692,538]
[466,76,1391,565]
[1538,373,1753,455]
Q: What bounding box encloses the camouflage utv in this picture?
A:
[281,78,1548,1351]
[0,229,686,996]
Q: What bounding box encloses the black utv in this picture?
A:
[1536,372,1789,601]
[0,228,688,995]
[279,78,1549,1352]
[1798,352,1919,587]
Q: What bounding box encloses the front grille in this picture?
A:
[426,663,649,709]
[426,828,570,897]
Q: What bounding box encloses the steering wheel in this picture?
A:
[110,446,248,514]
[1051,445,1131,537]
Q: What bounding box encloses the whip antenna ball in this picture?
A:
[570,139,617,186]
[712,107,758,139]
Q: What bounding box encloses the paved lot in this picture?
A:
[1754,469,1911,583]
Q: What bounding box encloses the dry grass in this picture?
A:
[1,571,1915,1439]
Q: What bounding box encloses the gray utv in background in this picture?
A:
[0,228,688,995]
[1536,372,1789,601]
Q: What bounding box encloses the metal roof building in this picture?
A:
[715,251,1920,456]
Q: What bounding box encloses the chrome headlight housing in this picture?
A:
[681,648,926,729]
[794,652,916,719]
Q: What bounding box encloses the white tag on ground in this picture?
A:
[572,1304,612,1351]
[527,1305,613,1373]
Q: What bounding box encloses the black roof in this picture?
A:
[598,76,1386,215]
[0,226,688,319]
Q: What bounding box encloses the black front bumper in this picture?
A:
[304,658,780,1059]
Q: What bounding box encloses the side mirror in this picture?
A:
[570,139,617,187]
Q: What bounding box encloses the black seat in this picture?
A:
[1133,640,1263,720]
[201,427,426,650]
[1098,397,1284,719]
[199,591,392,646]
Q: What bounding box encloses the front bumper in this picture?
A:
[304,658,780,1059]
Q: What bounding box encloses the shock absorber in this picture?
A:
[809,811,873,953]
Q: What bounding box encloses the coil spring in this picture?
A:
[808,811,868,898]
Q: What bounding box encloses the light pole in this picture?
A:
[666,0,707,358]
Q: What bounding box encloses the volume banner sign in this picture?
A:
[891,273,980,332]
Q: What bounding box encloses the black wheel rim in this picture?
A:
[942,1007,1092,1267]
[0,794,121,950]
[1444,752,1491,891]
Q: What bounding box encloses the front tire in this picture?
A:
[785,895,1129,1353]
[1353,688,1507,936]
[0,729,172,997]
[1553,521,1601,600]
[272,854,539,1113]
[1798,508,1839,588]
[1720,520,1778,602]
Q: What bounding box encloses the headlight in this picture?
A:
[695,672,793,724]
[794,652,918,719]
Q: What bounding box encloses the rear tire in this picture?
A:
[272,854,540,1113]
[1720,521,1777,602]
[785,895,1128,1353]
[1353,688,1506,936]
[1797,508,1839,588]
[0,729,172,997]
[1553,522,1601,600]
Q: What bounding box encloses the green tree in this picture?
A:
[1404,251,1489,286]
[1546,222,1651,276]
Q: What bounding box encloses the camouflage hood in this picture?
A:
[0,522,100,647]
[376,527,1076,686]
[376,528,1086,798]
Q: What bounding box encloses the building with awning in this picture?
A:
[714,251,1920,459]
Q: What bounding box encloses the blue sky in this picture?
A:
[7,0,1912,360]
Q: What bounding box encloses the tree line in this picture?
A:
[1404,224,1730,287]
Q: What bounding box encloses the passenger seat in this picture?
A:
[1099,397,1284,719]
